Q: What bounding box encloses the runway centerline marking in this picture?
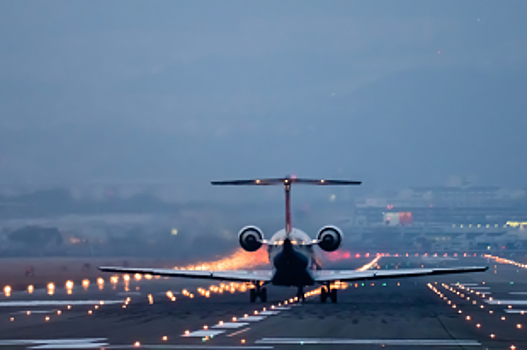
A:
[227,327,251,337]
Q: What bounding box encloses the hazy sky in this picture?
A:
[0,1,526,198]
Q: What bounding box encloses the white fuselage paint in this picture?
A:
[267,228,320,268]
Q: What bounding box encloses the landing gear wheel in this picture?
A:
[250,289,257,303]
[320,287,328,303]
[296,286,305,303]
[260,287,267,302]
[330,288,337,303]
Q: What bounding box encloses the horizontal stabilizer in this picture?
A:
[212,178,361,186]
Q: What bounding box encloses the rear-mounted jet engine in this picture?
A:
[238,226,264,252]
[316,226,343,252]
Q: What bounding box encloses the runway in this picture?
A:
[1,254,526,349]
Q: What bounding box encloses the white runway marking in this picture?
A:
[259,311,280,315]
[485,300,527,305]
[270,306,290,310]
[0,338,107,349]
[105,346,273,349]
[11,310,58,314]
[509,292,527,295]
[469,287,490,290]
[255,338,481,346]
[212,322,249,329]
[505,309,527,314]
[240,316,266,322]
[451,283,478,286]
[31,344,108,349]
[0,339,274,349]
[0,300,124,307]
[183,330,225,338]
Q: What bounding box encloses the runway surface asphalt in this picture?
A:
[1,254,527,349]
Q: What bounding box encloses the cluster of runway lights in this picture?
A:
[1,252,391,302]
[8,254,525,346]
[4,255,394,346]
[4,251,513,299]
[428,281,523,349]
[484,254,527,269]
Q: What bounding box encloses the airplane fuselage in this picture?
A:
[267,228,319,287]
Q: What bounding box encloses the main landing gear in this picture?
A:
[320,286,337,303]
[296,286,305,302]
[250,283,267,303]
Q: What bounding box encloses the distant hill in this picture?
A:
[0,65,526,192]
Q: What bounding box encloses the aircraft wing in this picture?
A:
[313,266,488,283]
[98,266,273,283]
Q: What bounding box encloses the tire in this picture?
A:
[330,288,337,303]
[320,287,327,303]
[250,289,257,303]
[260,287,267,303]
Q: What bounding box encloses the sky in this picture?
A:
[0,1,526,199]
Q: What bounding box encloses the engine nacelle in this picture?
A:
[316,225,343,252]
[238,226,264,252]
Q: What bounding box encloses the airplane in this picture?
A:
[99,177,488,303]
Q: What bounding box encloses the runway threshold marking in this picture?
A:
[255,338,481,346]
[227,327,251,337]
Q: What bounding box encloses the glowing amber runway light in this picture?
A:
[27,285,34,294]
[4,285,11,297]
[97,278,104,290]
[82,279,90,290]
[47,283,55,295]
